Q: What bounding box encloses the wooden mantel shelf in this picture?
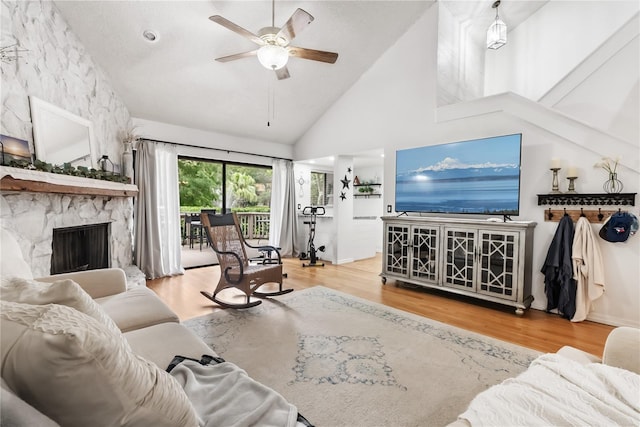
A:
[0,166,138,197]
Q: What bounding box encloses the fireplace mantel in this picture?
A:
[0,166,138,197]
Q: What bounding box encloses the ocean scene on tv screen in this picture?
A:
[395,134,521,214]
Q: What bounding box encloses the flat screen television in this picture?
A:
[395,134,522,215]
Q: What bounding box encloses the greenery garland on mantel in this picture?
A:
[4,159,131,184]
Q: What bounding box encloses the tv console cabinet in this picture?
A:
[381,216,536,315]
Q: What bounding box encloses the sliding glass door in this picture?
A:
[178,157,272,268]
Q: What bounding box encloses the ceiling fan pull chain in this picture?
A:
[267,78,272,127]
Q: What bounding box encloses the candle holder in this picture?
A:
[99,155,114,175]
[550,168,562,193]
[566,176,578,194]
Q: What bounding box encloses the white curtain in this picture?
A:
[134,140,184,279]
[269,159,298,257]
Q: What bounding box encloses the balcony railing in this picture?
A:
[182,211,271,244]
[236,212,270,239]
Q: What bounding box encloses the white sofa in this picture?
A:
[0,228,303,426]
[450,326,640,426]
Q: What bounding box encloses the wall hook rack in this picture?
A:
[543,208,619,223]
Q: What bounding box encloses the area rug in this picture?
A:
[183,286,541,427]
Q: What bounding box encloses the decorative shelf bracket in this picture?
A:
[537,193,636,206]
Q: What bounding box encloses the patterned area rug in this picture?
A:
[183,286,540,427]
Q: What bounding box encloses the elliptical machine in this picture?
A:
[300,206,325,267]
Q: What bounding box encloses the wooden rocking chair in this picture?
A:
[200,212,292,308]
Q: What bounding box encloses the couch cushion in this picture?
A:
[1,378,60,427]
[125,322,217,370]
[0,277,122,338]
[603,326,640,374]
[0,301,198,427]
[96,286,179,332]
[0,228,33,280]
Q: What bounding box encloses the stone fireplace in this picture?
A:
[1,168,136,279]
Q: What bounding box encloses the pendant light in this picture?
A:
[487,0,507,50]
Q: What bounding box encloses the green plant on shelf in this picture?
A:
[358,185,374,194]
[5,159,130,183]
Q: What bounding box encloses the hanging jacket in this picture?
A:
[571,216,606,322]
[541,215,576,319]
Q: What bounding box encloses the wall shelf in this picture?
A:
[354,183,382,187]
[354,194,381,198]
[537,193,636,206]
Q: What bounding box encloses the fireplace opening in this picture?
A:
[51,223,110,274]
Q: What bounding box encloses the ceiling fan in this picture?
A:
[209,3,338,80]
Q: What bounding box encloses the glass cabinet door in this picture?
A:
[384,223,410,277]
[410,225,439,284]
[477,230,519,301]
[442,227,476,291]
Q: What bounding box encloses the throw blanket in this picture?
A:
[169,360,298,427]
[459,353,640,426]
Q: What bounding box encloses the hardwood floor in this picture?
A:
[147,254,614,357]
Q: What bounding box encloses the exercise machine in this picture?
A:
[300,206,325,267]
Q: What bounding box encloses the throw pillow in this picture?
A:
[0,277,122,339]
[0,301,199,427]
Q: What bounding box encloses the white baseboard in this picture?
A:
[586,312,640,328]
[335,258,355,265]
[530,306,639,328]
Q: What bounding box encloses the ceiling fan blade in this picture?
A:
[215,50,258,63]
[276,8,314,44]
[275,66,290,80]
[209,15,263,45]
[288,46,338,64]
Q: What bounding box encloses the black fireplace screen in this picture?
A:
[51,223,110,274]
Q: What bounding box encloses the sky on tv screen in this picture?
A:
[395,134,521,214]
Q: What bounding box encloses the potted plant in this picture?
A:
[358,185,374,194]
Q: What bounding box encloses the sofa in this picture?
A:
[450,326,640,426]
[0,228,304,427]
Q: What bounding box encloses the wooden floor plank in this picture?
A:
[147,254,614,357]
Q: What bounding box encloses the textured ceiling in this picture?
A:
[54,0,434,145]
[54,0,547,148]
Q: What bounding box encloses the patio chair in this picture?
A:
[200,212,292,308]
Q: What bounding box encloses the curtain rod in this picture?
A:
[140,138,292,162]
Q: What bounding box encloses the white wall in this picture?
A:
[133,118,293,167]
[294,3,640,327]
[484,2,639,101]
[552,36,639,144]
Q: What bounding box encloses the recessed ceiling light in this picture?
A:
[142,30,158,42]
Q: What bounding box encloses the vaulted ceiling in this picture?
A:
[54,1,547,146]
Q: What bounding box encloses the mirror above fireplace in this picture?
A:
[30,96,97,168]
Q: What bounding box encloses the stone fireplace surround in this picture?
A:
[0,167,142,284]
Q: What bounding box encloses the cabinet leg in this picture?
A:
[381,276,387,284]
[515,307,524,316]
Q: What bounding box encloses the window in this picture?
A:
[178,158,272,213]
[310,171,333,206]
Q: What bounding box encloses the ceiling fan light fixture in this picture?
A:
[487,0,507,50]
[257,44,288,70]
